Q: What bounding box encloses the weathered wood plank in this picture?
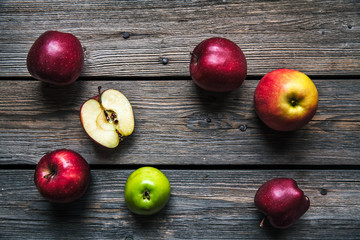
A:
[0,0,359,77]
[0,79,359,165]
[0,169,359,239]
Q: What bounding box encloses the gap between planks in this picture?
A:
[1,75,360,81]
[1,164,360,171]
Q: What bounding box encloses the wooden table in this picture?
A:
[1,0,359,239]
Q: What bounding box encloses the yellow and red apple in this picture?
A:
[254,69,318,131]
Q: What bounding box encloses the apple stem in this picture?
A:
[98,86,104,109]
[98,86,102,97]
[259,217,265,228]
[44,171,56,181]
[190,51,198,61]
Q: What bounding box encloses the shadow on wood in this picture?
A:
[39,80,86,108]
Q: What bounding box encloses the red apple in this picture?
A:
[254,69,318,131]
[190,37,247,92]
[27,30,84,86]
[254,178,310,229]
[34,149,90,203]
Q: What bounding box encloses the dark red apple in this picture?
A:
[27,30,84,86]
[254,178,310,229]
[34,149,90,203]
[189,37,247,92]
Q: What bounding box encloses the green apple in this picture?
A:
[124,167,171,215]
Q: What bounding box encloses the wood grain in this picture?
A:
[0,79,359,165]
[0,0,359,77]
[0,169,359,239]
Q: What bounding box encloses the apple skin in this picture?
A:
[34,149,90,203]
[124,167,171,215]
[190,37,247,92]
[254,68,318,131]
[27,30,84,86]
[254,178,310,229]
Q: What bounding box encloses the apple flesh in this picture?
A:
[124,167,171,215]
[80,88,135,148]
[254,178,310,229]
[254,68,318,131]
[34,149,90,203]
[190,37,247,92]
[27,30,84,86]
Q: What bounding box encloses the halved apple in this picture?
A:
[80,88,134,148]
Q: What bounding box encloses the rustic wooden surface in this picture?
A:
[0,79,359,166]
[1,170,360,239]
[0,0,359,239]
[0,0,359,77]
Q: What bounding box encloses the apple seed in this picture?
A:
[110,112,119,124]
[190,52,198,62]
